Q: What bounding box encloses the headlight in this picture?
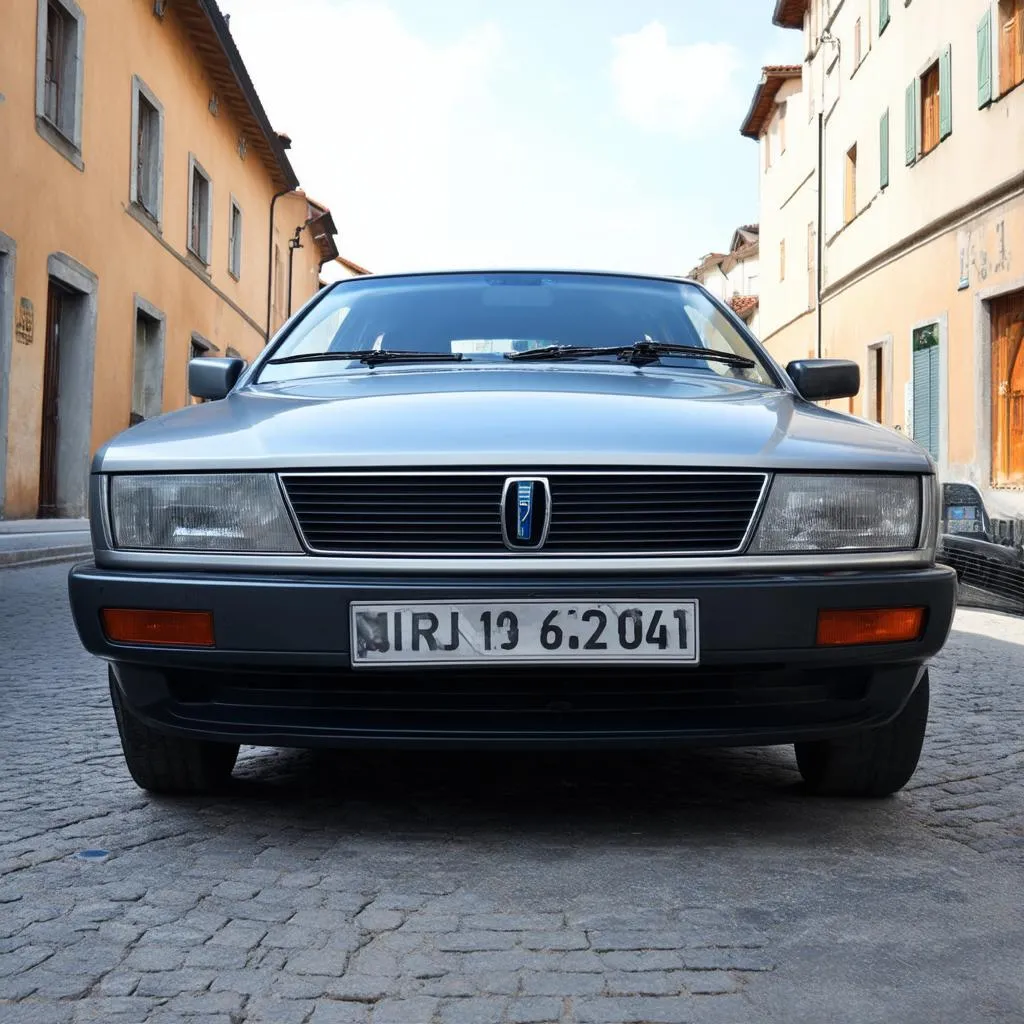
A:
[110,474,302,552]
[749,475,921,553]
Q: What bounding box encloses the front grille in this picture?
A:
[281,471,767,556]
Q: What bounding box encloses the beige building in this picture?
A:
[689,225,763,337]
[746,0,1024,518]
[0,0,338,519]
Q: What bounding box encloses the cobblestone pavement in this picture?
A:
[1,563,1022,1024]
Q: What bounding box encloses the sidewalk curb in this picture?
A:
[0,546,93,569]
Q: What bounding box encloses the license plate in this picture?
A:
[349,601,699,667]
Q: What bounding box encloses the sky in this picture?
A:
[219,0,796,279]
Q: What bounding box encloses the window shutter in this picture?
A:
[939,45,953,139]
[912,344,940,461]
[978,7,993,107]
[904,81,917,165]
[879,0,890,35]
[880,109,890,189]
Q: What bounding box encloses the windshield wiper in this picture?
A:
[504,339,755,369]
[267,350,467,367]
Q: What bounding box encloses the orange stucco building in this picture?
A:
[0,0,339,519]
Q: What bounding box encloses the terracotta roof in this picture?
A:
[172,1,299,191]
[729,294,759,321]
[730,225,759,250]
[773,0,809,29]
[740,65,803,140]
[688,252,727,281]
[335,256,372,276]
[721,240,759,274]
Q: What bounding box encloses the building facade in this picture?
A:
[0,0,337,519]
[689,225,762,336]
[747,0,1024,518]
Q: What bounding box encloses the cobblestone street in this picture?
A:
[1,562,1023,1023]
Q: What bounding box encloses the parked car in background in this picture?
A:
[69,271,956,798]
[938,482,1024,612]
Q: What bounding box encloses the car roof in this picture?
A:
[329,269,700,287]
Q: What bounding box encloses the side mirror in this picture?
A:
[786,359,860,402]
[188,357,245,401]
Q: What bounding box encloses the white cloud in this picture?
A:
[220,0,502,272]
[610,21,741,138]
[219,2,735,279]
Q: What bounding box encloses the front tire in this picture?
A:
[109,669,239,795]
[795,671,929,798]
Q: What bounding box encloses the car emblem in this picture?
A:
[501,477,551,550]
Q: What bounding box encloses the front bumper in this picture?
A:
[69,563,957,749]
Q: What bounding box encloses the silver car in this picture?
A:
[69,271,956,797]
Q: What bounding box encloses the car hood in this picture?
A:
[95,364,932,473]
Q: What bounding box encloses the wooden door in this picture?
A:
[992,291,1024,486]
[38,280,63,517]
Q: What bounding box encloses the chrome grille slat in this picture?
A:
[281,471,767,556]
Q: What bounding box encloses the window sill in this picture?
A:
[850,53,869,80]
[35,115,83,171]
[228,268,240,282]
[912,136,946,168]
[130,201,161,234]
[185,248,211,276]
[986,78,1024,108]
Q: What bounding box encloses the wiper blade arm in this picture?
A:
[267,350,467,367]
[504,340,755,369]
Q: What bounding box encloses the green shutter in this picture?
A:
[880,109,890,189]
[939,45,952,139]
[978,8,993,107]
[905,81,917,165]
[879,0,890,35]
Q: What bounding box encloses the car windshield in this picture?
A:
[255,272,775,386]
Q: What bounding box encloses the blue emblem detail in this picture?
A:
[516,481,534,542]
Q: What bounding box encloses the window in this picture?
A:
[779,239,786,282]
[778,102,787,154]
[868,341,891,425]
[999,0,1024,95]
[228,198,242,279]
[764,131,772,172]
[879,0,890,34]
[131,78,163,222]
[920,62,941,155]
[853,18,862,67]
[991,290,1024,486]
[189,332,215,404]
[912,323,941,460]
[36,0,84,161]
[879,109,890,189]
[906,48,952,164]
[844,144,858,225]
[188,156,212,264]
[131,306,164,425]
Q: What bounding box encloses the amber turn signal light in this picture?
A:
[101,608,215,647]
[816,607,925,646]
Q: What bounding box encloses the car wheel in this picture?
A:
[794,671,929,798]
[108,668,239,795]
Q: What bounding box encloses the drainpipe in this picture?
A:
[816,109,824,359]
[265,188,293,342]
[816,30,840,360]
[286,225,304,318]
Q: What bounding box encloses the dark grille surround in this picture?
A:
[280,471,768,556]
